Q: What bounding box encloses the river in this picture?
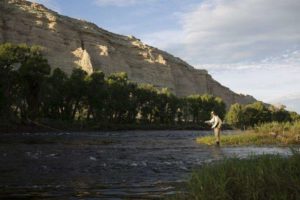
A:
[0,130,292,199]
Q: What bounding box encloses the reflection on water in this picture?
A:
[0,131,292,199]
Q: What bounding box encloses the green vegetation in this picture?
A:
[170,152,300,200]
[1,43,299,132]
[196,102,300,146]
[0,43,226,131]
[197,121,300,146]
[226,102,299,129]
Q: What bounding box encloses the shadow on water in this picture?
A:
[0,131,293,199]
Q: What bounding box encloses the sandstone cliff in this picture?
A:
[0,0,256,106]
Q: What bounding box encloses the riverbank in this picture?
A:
[0,120,231,133]
[197,121,300,146]
[170,151,300,200]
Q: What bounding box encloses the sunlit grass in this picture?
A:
[197,121,300,146]
[169,151,300,200]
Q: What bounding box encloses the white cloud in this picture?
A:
[208,65,300,112]
[197,49,300,71]
[143,30,185,50]
[179,0,300,65]
[143,0,300,66]
[271,94,300,102]
[94,0,137,7]
[268,93,300,113]
[140,0,300,113]
[27,0,61,13]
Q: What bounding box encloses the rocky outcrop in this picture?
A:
[0,0,256,106]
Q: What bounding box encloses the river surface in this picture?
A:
[0,130,292,199]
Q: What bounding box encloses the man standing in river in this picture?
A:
[205,111,223,146]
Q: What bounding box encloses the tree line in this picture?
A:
[226,102,299,129]
[0,43,226,128]
[0,43,298,130]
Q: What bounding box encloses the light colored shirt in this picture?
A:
[206,115,222,128]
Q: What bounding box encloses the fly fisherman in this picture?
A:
[205,111,223,146]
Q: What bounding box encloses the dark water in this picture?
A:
[0,130,292,199]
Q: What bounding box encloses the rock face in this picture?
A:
[0,0,256,106]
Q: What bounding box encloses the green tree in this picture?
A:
[269,105,291,122]
[290,111,300,122]
[243,102,271,127]
[185,94,225,124]
[0,43,51,121]
[186,95,202,123]
[154,88,169,124]
[200,94,218,120]
[125,82,139,123]
[178,97,190,124]
[212,97,226,119]
[0,43,28,121]
[18,48,51,120]
[166,93,180,124]
[41,68,69,119]
[65,68,88,121]
[136,84,158,123]
[106,72,132,123]
[86,70,107,121]
[226,103,244,129]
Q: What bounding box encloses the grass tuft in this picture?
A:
[170,151,300,200]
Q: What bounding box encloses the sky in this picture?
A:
[29,0,300,113]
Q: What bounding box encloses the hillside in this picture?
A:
[0,0,256,106]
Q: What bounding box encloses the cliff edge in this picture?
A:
[0,0,256,106]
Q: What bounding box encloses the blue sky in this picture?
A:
[29,0,300,113]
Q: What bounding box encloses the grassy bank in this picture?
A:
[170,152,300,200]
[197,121,300,146]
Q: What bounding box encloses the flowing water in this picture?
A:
[0,130,292,199]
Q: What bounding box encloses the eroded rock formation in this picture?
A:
[0,0,256,106]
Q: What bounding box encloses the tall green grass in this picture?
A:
[197,121,300,146]
[170,151,300,200]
